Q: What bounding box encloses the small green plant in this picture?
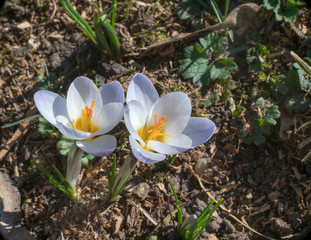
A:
[105,155,137,202]
[167,154,177,165]
[36,121,95,165]
[60,0,121,62]
[32,160,77,199]
[203,91,219,108]
[263,0,303,23]
[31,144,83,201]
[168,177,223,240]
[180,33,237,86]
[243,98,280,145]
[246,43,270,73]
[38,117,58,136]
[233,104,246,117]
[277,66,311,113]
[173,84,181,92]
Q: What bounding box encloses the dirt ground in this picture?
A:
[1,0,311,239]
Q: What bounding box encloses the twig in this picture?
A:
[186,163,276,240]
[50,0,57,20]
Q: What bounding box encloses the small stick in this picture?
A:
[187,163,276,240]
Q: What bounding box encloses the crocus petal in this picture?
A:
[34,90,68,126]
[126,100,148,131]
[129,135,166,164]
[92,102,123,135]
[147,92,191,135]
[147,134,192,155]
[124,105,145,146]
[99,81,124,105]
[127,73,159,112]
[56,115,92,140]
[182,117,216,147]
[66,76,103,123]
[76,135,116,157]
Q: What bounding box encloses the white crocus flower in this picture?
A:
[124,73,216,164]
[34,76,124,156]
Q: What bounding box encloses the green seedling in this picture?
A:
[38,117,58,136]
[167,154,177,165]
[32,160,77,200]
[180,33,237,86]
[277,67,311,113]
[60,0,121,62]
[168,177,223,240]
[246,43,270,73]
[243,98,280,145]
[105,155,137,202]
[203,91,219,108]
[263,0,302,23]
[173,84,181,92]
[233,104,246,117]
[31,144,83,201]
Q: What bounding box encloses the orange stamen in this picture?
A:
[145,114,170,143]
[84,100,96,118]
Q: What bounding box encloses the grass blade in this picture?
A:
[1,114,41,128]
[111,0,117,28]
[60,0,97,44]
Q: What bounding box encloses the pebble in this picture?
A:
[69,32,81,43]
[270,217,293,237]
[223,219,236,233]
[207,220,221,233]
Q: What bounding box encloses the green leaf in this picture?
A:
[176,0,203,28]
[38,117,57,135]
[282,5,300,22]
[60,0,97,44]
[263,0,279,10]
[180,33,236,86]
[253,134,266,146]
[233,104,245,117]
[256,97,264,107]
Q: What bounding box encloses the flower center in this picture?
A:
[138,114,171,149]
[73,101,99,133]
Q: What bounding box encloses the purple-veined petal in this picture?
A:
[34,90,68,126]
[147,92,191,135]
[127,73,159,112]
[182,117,216,147]
[124,104,145,146]
[76,135,116,157]
[147,134,192,155]
[91,102,123,135]
[99,81,124,105]
[129,135,165,164]
[56,115,92,140]
[66,76,103,123]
